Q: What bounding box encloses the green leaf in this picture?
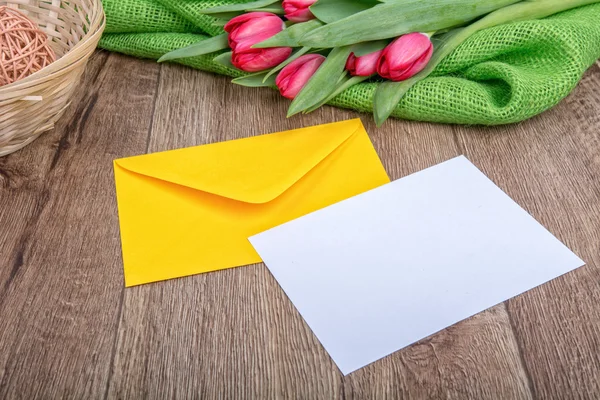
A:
[212,19,229,27]
[373,79,416,127]
[287,46,352,117]
[205,11,242,20]
[253,19,324,48]
[212,51,235,69]
[351,40,388,56]
[199,0,280,14]
[232,72,277,87]
[206,3,285,20]
[299,0,521,47]
[310,0,382,23]
[158,33,229,63]
[263,47,311,82]
[249,3,284,14]
[304,75,371,113]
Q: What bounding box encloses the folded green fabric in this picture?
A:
[99,0,600,125]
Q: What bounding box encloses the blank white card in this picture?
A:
[249,156,584,375]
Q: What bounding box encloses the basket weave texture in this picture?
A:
[0,0,105,157]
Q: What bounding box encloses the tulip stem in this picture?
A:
[304,75,372,114]
[158,33,228,63]
[373,0,600,126]
[232,72,278,87]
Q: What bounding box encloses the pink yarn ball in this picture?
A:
[0,6,56,86]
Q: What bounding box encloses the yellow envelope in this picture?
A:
[114,119,389,286]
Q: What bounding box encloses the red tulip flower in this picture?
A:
[276,54,326,99]
[224,12,293,72]
[345,50,383,77]
[377,33,434,81]
[282,0,317,23]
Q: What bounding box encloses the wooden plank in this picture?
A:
[0,53,108,292]
[106,63,532,398]
[0,53,160,398]
[454,65,600,399]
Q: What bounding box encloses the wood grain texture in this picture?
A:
[0,54,599,399]
[0,52,160,398]
[107,64,531,399]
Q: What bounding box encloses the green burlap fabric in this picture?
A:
[100,0,600,125]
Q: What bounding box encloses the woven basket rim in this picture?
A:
[0,1,105,94]
[0,0,106,157]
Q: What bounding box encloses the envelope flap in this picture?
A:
[114,119,363,204]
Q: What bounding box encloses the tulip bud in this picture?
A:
[224,12,293,72]
[345,50,383,77]
[377,33,433,82]
[276,54,326,99]
[282,0,317,23]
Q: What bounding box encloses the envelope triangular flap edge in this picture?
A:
[114,119,363,204]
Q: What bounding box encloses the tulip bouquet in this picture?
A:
[159,0,600,126]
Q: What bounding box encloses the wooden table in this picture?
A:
[1,51,599,399]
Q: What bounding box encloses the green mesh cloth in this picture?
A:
[99,0,600,125]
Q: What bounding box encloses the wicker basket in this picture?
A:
[0,0,105,157]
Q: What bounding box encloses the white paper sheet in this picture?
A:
[249,156,585,375]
